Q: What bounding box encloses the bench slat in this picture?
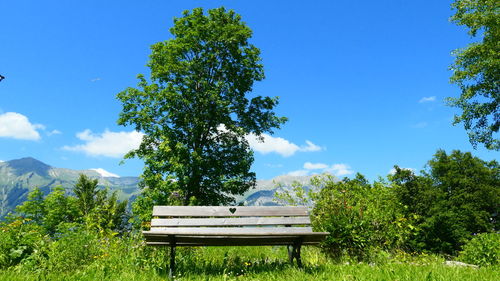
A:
[145,235,326,246]
[146,241,321,246]
[151,216,311,227]
[144,227,316,235]
[144,205,329,249]
[152,206,309,217]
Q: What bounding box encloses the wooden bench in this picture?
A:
[143,206,329,278]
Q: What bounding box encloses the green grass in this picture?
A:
[0,246,498,280]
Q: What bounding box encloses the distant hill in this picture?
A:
[0,157,327,218]
[0,157,140,217]
[238,174,322,206]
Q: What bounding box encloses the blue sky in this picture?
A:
[1,0,498,180]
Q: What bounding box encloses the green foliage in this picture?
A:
[427,150,499,233]
[74,174,99,216]
[84,188,128,233]
[448,0,499,150]
[73,174,129,233]
[14,176,129,235]
[130,185,187,229]
[0,219,47,269]
[389,167,451,252]
[42,187,79,234]
[278,174,416,261]
[390,150,499,254]
[2,150,499,278]
[459,233,500,266]
[274,180,319,206]
[0,174,131,270]
[313,174,417,260]
[117,7,286,207]
[16,186,79,235]
[14,187,45,225]
[45,227,102,272]
[1,245,499,281]
[389,167,436,220]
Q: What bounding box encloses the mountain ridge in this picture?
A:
[0,157,140,217]
[0,157,324,218]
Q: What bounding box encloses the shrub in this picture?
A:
[459,233,500,266]
[390,150,500,255]
[0,219,47,269]
[15,186,80,236]
[277,174,417,261]
[311,174,416,260]
[45,226,102,272]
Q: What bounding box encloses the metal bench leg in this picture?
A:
[287,245,294,264]
[287,239,303,268]
[295,242,303,268]
[169,236,176,279]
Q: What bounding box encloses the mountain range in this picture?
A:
[0,157,322,218]
[0,157,140,217]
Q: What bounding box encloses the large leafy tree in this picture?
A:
[426,150,499,235]
[390,150,499,254]
[448,0,499,150]
[117,8,286,206]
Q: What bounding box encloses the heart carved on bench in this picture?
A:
[229,208,237,214]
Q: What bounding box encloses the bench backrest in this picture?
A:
[150,206,312,230]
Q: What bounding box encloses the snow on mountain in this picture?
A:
[89,168,120,178]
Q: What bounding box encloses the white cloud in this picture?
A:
[246,133,299,157]
[48,129,62,136]
[90,77,102,82]
[287,170,310,177]
[300,140,322,152]
[388,167,415,175]
[90,168,120,178]
[326,163,354,176]
[303,162,329,170]
[246,133,322,157]
[289,162,354,177]
[0,112,44,140]
[419,96,436,103]
[265,163,283,168]
[63,129,144,158]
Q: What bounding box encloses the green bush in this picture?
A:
[459,233,500,266]
[45,226,102,272]
[0,219,47,269]
[312,174,416,260]
[390,150,500,254]
[280,174,417,261]
[15,186,80,236]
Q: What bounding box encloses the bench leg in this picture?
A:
[295,243,302,268]
[287,241,303,268]
[169,236,176,279]
[287,245,294,264]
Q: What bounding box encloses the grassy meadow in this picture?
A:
[0,245,497,281]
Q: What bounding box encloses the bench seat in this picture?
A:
[144,233,327,246]
[143,206,329,278]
